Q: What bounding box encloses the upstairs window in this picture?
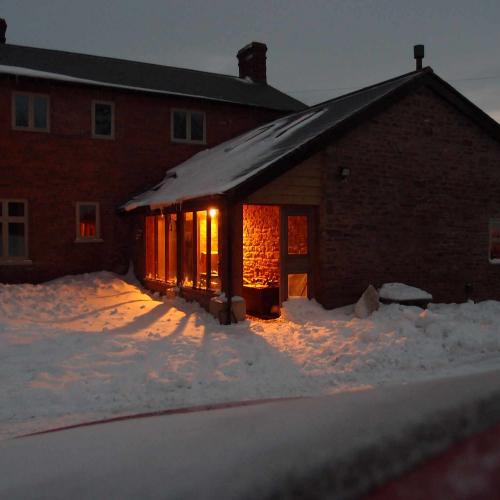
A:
[92,101,115,139]
[12,93,50,132]
[76,202,101,241]
[172,110,206,144]
[0,200,29,262]
[490,219,500,263]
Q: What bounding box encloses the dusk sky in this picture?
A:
[1,1,499,121]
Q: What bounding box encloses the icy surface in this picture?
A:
[379,282,433,301]
[2,371,500,499]
[1,272,500,440]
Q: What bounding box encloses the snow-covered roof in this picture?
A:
[0,44,305,112]
[123,70,423,211]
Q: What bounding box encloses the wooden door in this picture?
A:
[280,206,315,303]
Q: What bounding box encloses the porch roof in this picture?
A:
[122,67,500,211]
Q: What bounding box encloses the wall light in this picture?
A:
[339,167,351,182]
[209,208,217,217]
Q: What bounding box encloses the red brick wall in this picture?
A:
[243,205,280,283]
[317,86,500,308]
[0,75,285,284]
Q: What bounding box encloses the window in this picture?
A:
[145,214,178,284]
[172,110,206,144]
[76,203,101,241]
[0,200,29,262]
[12,93,50,132]
[490,219,500,262]
[183,209,220,291]
[92,101,115,139]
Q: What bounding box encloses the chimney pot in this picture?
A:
[237,42,268,83]
[0,18,6,44]
[414,44,424,70]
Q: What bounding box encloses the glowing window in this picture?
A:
[183,212,194,287]
[288,216,308,255]
[76,202,100,241]
[167,214,178,284]
[145,216,155,279]
[156,216,166,281]
[288,274,308,298]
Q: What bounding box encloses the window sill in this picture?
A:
[12,126,50,133]
[0,259,33,266]
[74,238,104,243]
[171,139,207,145]
[92,134,115,140]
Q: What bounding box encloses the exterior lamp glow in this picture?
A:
[209,209,217,217]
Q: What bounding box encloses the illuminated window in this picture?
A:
[156,216,166,281]
[145,214,178,283]
[12,92,50,132]
[210,209,220,291]
[180,209,220,291]
[145,216,155,279]
[288,274,308,298]
[76,202,100,241]
[288,216,308,255]
[167,214,178,284]
[183,212,194,286]
[0,200,29,262]
[92,101,115,139]
[490,220,500,262]
[172,109,206,144]
[196,211,207,288]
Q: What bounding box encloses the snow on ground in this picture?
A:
[1,271,500,440]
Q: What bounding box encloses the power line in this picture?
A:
[286,75,500,95]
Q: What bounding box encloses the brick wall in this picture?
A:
[0,75,285,284]
[243,205,280,283]
[317,85,500,308]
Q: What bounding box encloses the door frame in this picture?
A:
[279,206,316,304]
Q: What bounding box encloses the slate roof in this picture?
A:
[121,69,421,210]
[0,43,306,112]
[123,66,500,211]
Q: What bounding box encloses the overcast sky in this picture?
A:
[1,0,499,121]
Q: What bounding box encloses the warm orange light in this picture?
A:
[209,209,217,218]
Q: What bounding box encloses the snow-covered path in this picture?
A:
[1,271,500,440]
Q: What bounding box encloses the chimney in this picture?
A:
[0,18,6,44]
[414,44,424,70]
[237,42,268,83]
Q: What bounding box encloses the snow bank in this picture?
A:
[379,282,433,301]
[1,272,500,440]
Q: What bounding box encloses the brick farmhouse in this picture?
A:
[1,16,500,319]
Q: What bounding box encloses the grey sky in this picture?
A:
[2,0,499,120]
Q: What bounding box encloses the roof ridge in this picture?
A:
[309,67,433,109]
[1,43,245,81]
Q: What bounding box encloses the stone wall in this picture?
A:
[243,205,280,283]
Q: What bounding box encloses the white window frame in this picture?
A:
[92,100,115,139]
[75,202,102,242]
[489,219,500,263]
[171,109,206,144]
[12,92,50,132]
[0,199,30,263]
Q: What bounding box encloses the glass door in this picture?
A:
[280,206,315,302]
